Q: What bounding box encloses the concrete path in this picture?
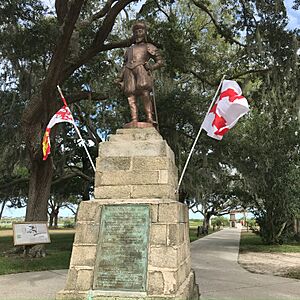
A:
[1,227,300,299]
[0,269,67,300]
[191,227,300,299]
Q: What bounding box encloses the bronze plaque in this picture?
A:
[94,204,150,291]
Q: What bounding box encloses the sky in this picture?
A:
[285,0,300,29]
[2,205,249,221]
[3,206,74,218]
[2,0,299,219]
[43,0,300,29]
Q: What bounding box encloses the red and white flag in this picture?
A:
[42,106,75,160]
[202,80,249,140]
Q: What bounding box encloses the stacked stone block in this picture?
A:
[57,127,199,300]
[94,128,177,201]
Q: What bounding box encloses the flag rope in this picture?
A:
[175,75,226,194]
[56,85,96,172]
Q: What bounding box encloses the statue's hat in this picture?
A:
[132,21,146,31]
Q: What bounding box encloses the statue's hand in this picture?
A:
[114,78,124,89]
[144,62,153,72]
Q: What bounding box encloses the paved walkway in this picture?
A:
[0,269,67,300]
[191,227,300,299]
[1,227,300,299]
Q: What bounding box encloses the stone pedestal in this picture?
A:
[57,128,200,300]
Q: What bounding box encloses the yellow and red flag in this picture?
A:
[42,106,75,160]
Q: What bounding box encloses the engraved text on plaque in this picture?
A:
[93,204,150,291]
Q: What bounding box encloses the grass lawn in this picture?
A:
[189,219,220,242]
[0,229,75,275]
[0,224,218,275]
[240,231,300,253]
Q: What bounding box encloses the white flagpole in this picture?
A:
[73,125,96,172]
[176,75,226,193]
[57,85,96,172]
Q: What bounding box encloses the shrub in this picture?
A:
[63,220,75,228]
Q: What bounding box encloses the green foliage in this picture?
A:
[182,0,300,244]
[189,219,203,228]
[63,220,75,228]
[189,228,199,242]
[0,0,299,242]
[246,218,258,231]
[285,268,300,280]
[189,227,217,242]
[211,216,230,227]
[240,231,300,253]
[0,232,74,275]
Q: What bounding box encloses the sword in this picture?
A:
[151,81,159,131]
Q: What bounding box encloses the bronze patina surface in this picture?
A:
[93,204,150,292]
[115,21,163,125]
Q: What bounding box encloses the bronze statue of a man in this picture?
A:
[116,21,163,126]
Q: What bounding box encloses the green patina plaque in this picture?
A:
[93,204,150,291]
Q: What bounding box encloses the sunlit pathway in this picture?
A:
[1,228,300,299]
[191,227,300,300]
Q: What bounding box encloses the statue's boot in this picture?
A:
[142,93,156,124]
[128,96,138,122]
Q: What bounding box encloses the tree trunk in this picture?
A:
[0,200,6,220]
[20,0,133,227]
[294,218,300,235]
[262,208,276,244]
[25,158,53,222]
[23,157,53,258]
[54,208,59,228]
[49,213,54,227]
[202,213,211,235]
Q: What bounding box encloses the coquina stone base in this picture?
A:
[57,128,200,300]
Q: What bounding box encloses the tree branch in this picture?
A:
[65,91,108,104]
[230,68,271,79]
[0,178,29,191]
[191,68,271,87]
[0,169,93,192]
[190,70,218,86]
[49,90,108,119]
[154,0,170,22]
[46,0,85,87]
[52,170,93,186]
[74,103,103,146]
[61,38,132,81]
[22,0,86,127]
[192,0,245,47]
[63,203,77,215]
[60,0,135,81]
[99,38,133,51]
[79,0,118,28]
[55,0,68,25]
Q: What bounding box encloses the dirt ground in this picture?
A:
[238,251,300,278]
